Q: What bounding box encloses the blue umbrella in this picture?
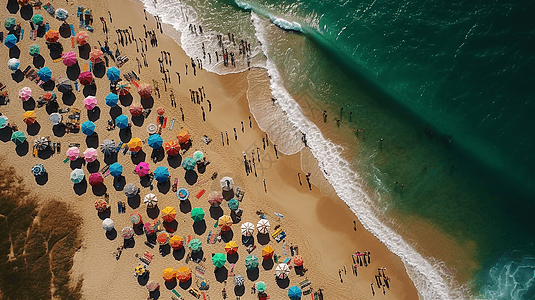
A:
[4,34,17,48]
[228,199,239,210]
[105,93,119,107]
[115,114,129,129]
[109,162,123,177]
[154,166,169,182]
[147,134,163,149]
[81,121,96,136]
[288,286,302,300]
[106,67,120,81]
[37,67,52,81]
[176,187,189,201]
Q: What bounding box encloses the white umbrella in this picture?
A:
[146,123,157,134]
[123,183,139,197]
[240,222,255,236]
[220,176,234,191]
[102,218,114,231]
[70,168,85,184]
[275,263,290,279]
[49,113,62,125]
[144,193,158,208]
[257,219,270,234]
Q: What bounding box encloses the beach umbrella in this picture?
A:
[78,71,93,85]
[17,0,29,5]
[162,268,175,282]
[94,199,108,212]
[29,44,40,56]
[42,91,56,102]
[121,227,134,239]
[181,157,196,171]
[123,183,139,197]
[129,104,143,117]
[88,173,104,186]
[146,123,158,134]
[165,141,181,156]
[293,255,304,267]
[81,121,95,136]
[135,266,146,277]
[105,93,119,107]
[129,212,142,225]
[220,177,234,191]
[19,87,32,101]
[83,147,98,163]
[208,191,223,207]
[62,51,77,66]
[143,223,155,235]
[23,111,37,125]
[70,169,84,183]
[138,83,153,98]
[218,215,233,231]
[75,31,88,45]
[100,139,116,155]
[224,241,238,255]
[157,107,165,115]
[177,128,190,144]
[288,286,302,300]
[11,131,26,145]
[4,18,16,30]
[4,34,17,48]
[245,255,259,270]
[176,187,189,201]
[262,246,274,259]
[146,281,159,292]
[170,236,184,249]
[190,207,205,222]
[193,151,204,162]
[154,166,169,182]
[256,281,267,293]
[147,134,163,149]
[257,219,271,234]
[157,232,170,245]
[8,58,20,71]
[55,8,69,20]
[276,263,290,279]
[127,138,142,152]
[161,206,176,222]
[0,115,8,129]
[89,48,104,63]
[37,67,52,81]
[212,253,226,268]
[109,162,123,177]
[188,239,202,252]
[45,30,59,43]
[176,266,191,282]
[106,67,121,81]
[115,114,129,129]
[102,218,114,231]
[143,193,157,207]
[83,96,97,110]
[31,164,46,177]
[56,78,72,93]
[116,80,131,95]
[241,222,255,237]
[32,14,43,25]
[66,147,80,160]
[228,199,239,210]
[136,162,150,177]
[234,275,245,286]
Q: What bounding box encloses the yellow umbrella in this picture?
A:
[224,241,239,254]
[127,138,142,152]
[218,215,233,231]
[262,245,274,259]
[162,268,175,281]
[162,206,177,223]
[23,111,37,125]
[135,266,146,276]
[169,235,184,249]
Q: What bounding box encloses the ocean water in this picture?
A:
[141,0,535,299]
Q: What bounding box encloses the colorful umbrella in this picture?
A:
[176,266,191,282]
[4,18,16,30]
[276,263,290,279]
[66,147,80,160]
[176,187,189,201]
[88,173,104,186]
[208,191,223,207]
[17,0,29,5]
[78,71,93,85]
[116,80,131,95]
[121,227,134,239]
[288,286,302,300]
[293,255,304,267]
[81,120,96,135]
[228,199,239,210]
[89,48,104,63]
[188,239,202,252]
[83,96,97,110]
[190,207,205,222]
[245,255,259,270]
[162,268,175,282]
[129,212,142,225]
[42,91,56,102]
[146,281,159,292]
[220,177,234,191]
[224,241,238,255]
[129,104,143,117]
[105,93,119,107]
[4,34,17,48]
[127,138,142,152]
[83,147,98,163]
[170,236,184,249]
[234,275,245,286]
[109,163,123,177]
[8,58,20,71]
[70,169,84,183]
[115,114,129,129]
[135,266,146,276]
[102,218,114,231]
[177,128,190,144]
[106,67,121,81]
[257,219,271,234]
[136,162,150,177]
[100,140,116,155]
[143,193,157,207]
[45,30,59,43]
[193,151,204,162]
[29,44,40,56]
[75,31,88,45]
[241,222,255,236]
[161,206,176,222]
[37,67,52,81]
[154,166,169,182]
[147,134,163,149]
[143,223,155,235]
[212,253,227,268]
[256,281,267,293]
[218,215,233,231]
[54,8,68,21]
[61,51,77,66]
[182,157,196,171]
[0,115,7,129]
[138,83,153,98]
[31,14,43,25]
[157,107,165,115]
[23,111,36,125]
[157,232,170,245]
[94,199,108,212]
[124,183,139,197]
[19,87,32,101]
[11,131,26,145]
[31,164,46,177]
[262,246,274,259]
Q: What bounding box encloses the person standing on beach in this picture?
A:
[176,72,180,84]
[323,110,327,123]
[273,144,278,159]
[207,100,211,112]
[263,179,267,192]
[185,63,188,75]
[233,128,237,140]
[221,132,225,146]
[241,121,244,133]
[298,173,302,185]
[249,116,252,128]
[262,138,265,150]
[225,131,229,145]
[371,283,375,296]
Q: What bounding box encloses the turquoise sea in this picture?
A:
[142,0,535,298]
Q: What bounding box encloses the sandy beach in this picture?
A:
[0,0,418,299]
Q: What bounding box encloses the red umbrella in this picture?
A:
[129,104,143,117]
[45,30,59,43]
[88,173,104,186]
[164,140,180,156]
[157,107,165,115]
[138,83,152,98]
[75,31,89,46]
[89,48,104,63]
[78,71,93,85]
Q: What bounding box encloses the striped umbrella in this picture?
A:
[121,227,134,239]
[70,169,85,184]
[31,164,46,177]
[234,275,245,286]
[129,212,143,225]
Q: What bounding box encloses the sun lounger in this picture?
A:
[201,135,211,145]
[235,187,245,201]
[172,289,182,299]
[300,279,311,289]
[188,288,201,299]
[209,232,217,244]
[206,231,212,243]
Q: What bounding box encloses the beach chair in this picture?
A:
[300,279,311,289]
[201,135,211,145]
[235,187,245,201]
[172,289,182,299]
[188,288,201,299]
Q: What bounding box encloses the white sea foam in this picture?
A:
[269,16,303,32]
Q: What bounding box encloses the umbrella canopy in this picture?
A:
[288,286,302,300]
[0,115,8,129]
[181,157,196,171]
[245,255,259,270]
[29,44,40,56]
[234,275,245,286]
[121,227,134,239]
[257,219,271,234]
[129,104,143,117]
[147,134,163,149]
[55,8,68,21]
[157,232,170,245]
[70,169,85,183]
[164,140,181,156]
[89,48,104,63]
[129,212,142,224]
[49,113,62,125]
[190,207,205,222]
[102,218,114,231]
[138,83,153,98]
[218,215,233,231]
[176,187,189,201]
[177,128,190,144]
[31,164,46,177]
[123,183,139,197]
[276,263,290,279]
[162,268,175,282]
[19,87,32,101]
[262,246,274,259]
[224,241,238,255]
[8,58,20,71]
[136,162,150,177]
[157,107,165,115]
[62,51,77,66]
[193,151,204,162]
[116,80,131,95]
[88,173,104,186]
[135,266,146,276]
[83,96,97,110]
[256,282,267,293]
[208,191,223,207]
[115,114,129,129]
[154,166,169,182]
[94,199,108,212]
[143,223,156,235]
[293,255,304,267]
[23,111,37,125]
[212,253,227,268]
[45,30,59,43]
[32,14,43,25]
[106,67,121,81]
[146,123,158,134]
[75,31,88,45]
[127,138,142,152]
[37,67,52,81]
[78,71,93,85]
[188,239,202,252]
[83,147,98,163]
[161,206,176,222]
[4,18,16,30]
[100,139,116,155]
[56,78,72,93]
[176,266,191,282]
[169,236,184,249]
[241,222,255,237]
[228,199,239,210]
[42,91,56,102]
[11,131,26,145]
[81,120,96,136]
[146,281,159,292]
[105,93,119,107]
[109,162,123,177]
[143,193,157,207]
[17,0,30,5]
[220,177,234,191]
[4,34,17,48]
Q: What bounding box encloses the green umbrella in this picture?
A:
[190,207,205,222]
[228,199,239,210]
[212,253,226,268]
[256,281,267,293]
[29,44,40,56]
[245,255,259,270]
[182,157,196,171]
[11,131,26,145]
[31,14,43,25]
[0,115,8,129]
[4,18,16,30]
[188,239,202,252]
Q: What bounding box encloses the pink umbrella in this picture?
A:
[89,48,104,63]
[143,223,155,235]
[66,147,80,161]
[136,162,150,177]
[89,173,104,186]
[19,87,32,101]
[129,104,143,117]
[138,83,153,98]
[83,148,98,163]
[62,52,77,66]
[84,96,97,110]
[78,71,93,85]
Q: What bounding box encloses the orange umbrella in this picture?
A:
[127,138,142,152]
[89,48,104,63]
[23,111,37,125]
[224,241,239,255]
[262,245,274,259]
[17,0,30,5]
[169,235,184,249]
[75,31,89,45]
[162,268,175,281]
[177,128,190,144]
[218,215,233,231]
[176,266,191,282]
[45,30,59,43]
[138,83,153,98]
[293,255,304,266]
[162,206,177,223]
[157,232,170,245]
[164,140,180,156]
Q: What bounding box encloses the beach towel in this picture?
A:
[70,24,75,36]
[196,189,205,199]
